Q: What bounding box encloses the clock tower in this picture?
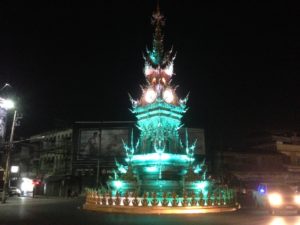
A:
[131,5,188,156]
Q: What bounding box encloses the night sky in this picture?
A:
[0,1,299,144]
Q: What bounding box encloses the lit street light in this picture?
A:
[1,91,45,202]
[0,97,15,142]
[0,99,14,110]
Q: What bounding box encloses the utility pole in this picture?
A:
[2,110,17,203]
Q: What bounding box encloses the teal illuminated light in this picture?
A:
[118,167,127,174]
[150,53,156,64]
[112,180,123,189]
[128,153,192,163]
[193,164,202,173]
[116,160,128,174]
[195,181,208,191]
[122,130,139,162]
[145,166,158,173]
[150,51,160,65]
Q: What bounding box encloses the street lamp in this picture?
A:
[0,99,14,110]
[0,98,16,203]
[0,98,15,142]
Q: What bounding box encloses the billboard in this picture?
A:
[78,130,100,159]
[100,129,128,156]
[77,128,129,159]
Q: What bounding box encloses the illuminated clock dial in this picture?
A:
[163,88,174,103]
[144,88,157,103]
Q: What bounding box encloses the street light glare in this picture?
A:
[11,165,19,173]
[2,99,14,110]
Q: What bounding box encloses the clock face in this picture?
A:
[144,88,157,103]
[163,88,174,103]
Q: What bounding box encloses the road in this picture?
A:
[0,196,300,225]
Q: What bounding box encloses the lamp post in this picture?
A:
[1,110,17,203]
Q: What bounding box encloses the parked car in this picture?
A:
[253,182,300,215]
[8,187,21,197]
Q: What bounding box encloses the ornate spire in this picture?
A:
[143,3,176,88]
[144,2,176,70]
[150,2,165,66]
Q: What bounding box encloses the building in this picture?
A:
[8,129,73,196]
[8,121,205,196]
[215,150,287,188]
[10,142,41,189]
[215,130,300,191]
[35,129,73,196]
[276,141,300,173]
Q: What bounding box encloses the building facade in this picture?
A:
[36,129,73,196]
[215,130,300,192]
[8,121,205,196]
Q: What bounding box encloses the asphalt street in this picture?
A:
[0,196,300,225]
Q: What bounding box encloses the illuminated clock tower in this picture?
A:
[132,6,188,156]
[86,5,237,210]
[109,5,206,195]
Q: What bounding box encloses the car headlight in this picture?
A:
[294,195,300,205]
[268,193,282,206]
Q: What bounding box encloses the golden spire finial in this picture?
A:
[156,0,160,15]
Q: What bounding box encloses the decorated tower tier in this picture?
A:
[107,5,208,195]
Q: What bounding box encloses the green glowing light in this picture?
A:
[196,181,208,190]
[193,164,202,173]
[128,153,192,162]
[112,180,123,189]
[145,166,158,172]
[118,167,127,174]
[150,51,160,65]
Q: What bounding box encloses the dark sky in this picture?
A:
[0,1,299,142]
